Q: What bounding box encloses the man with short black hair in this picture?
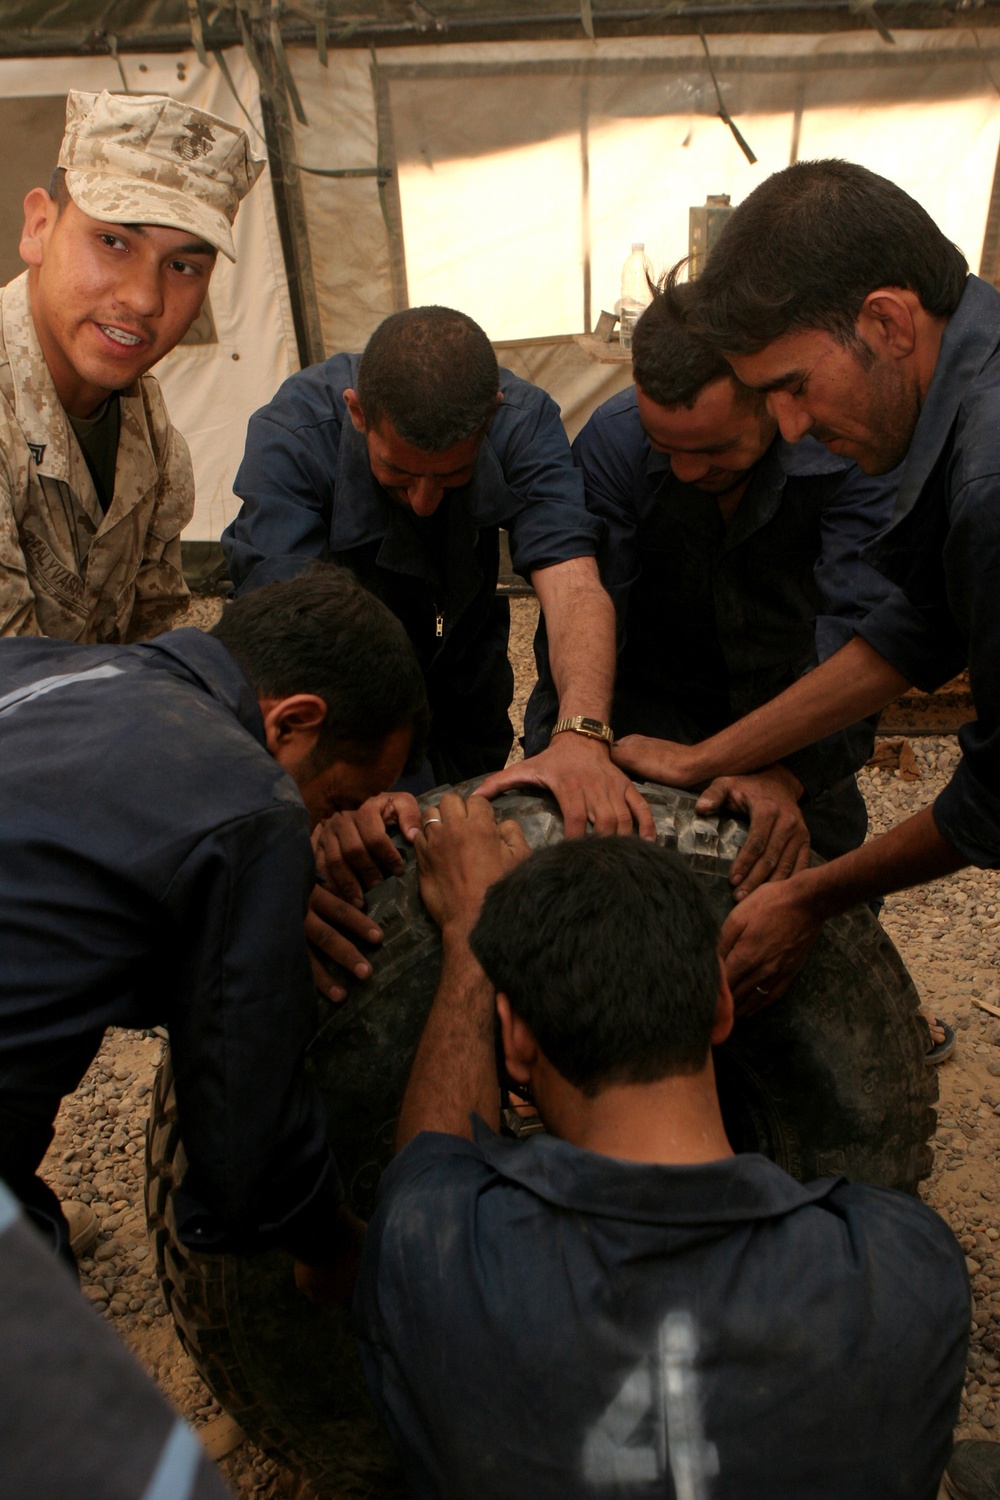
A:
[0,564,427,1275]
[355,800,969,1500]
[516,279,897,897]
[0,89,264,642]
[223,305,646,834]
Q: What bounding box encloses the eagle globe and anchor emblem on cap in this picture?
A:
[171,120,217,162]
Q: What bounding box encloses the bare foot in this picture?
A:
[920,1008,946,1048]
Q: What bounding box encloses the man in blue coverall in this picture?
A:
[223,305,646,837]
[355,796,969,1500]
[0,565,427,1278]
[601,163,999,1494]
[507,281,897,900]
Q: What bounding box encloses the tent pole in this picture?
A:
[250,18,325,369]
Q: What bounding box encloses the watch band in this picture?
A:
[551,715,615,746]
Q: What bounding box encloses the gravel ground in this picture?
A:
[38,595,1000,1495]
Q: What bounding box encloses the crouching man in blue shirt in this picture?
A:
[0,565,428,1278]
[355,796,969,1500]
[223,306,647,836]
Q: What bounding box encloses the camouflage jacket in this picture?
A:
[0,272,193,642]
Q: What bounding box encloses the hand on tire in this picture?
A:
[305,886,384,1002]
[314,793,423,905]
[475,735,655,840]
[415,793,530,935]
[719,878,824,1012]
[695,765,810,900]
[307,794,423,1001]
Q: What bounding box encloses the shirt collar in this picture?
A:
[471,1116,840,1225]
[889,273,1000,526]
[138,628,266,745]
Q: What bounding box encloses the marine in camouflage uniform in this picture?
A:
[0,271,195,640]
[0,89,264,643]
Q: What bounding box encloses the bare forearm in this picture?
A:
[798,805,967,920]
[395,930,499,1150]
[684,637,910,783]
[533,557,616,718]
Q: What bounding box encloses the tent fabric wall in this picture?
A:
[284,24,1000,450]
[0,47,298,543]
[371,28,1000,338]
[288,47,400,352]
[493,338,632,442]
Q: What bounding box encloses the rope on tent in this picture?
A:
[697,27,757,165]
[580,0,595,41]
[187,0,210,66]
[236,4,274,109]
[270,0,310,125]
[211,44,268,141]
[212,38,388,184]
[848,0,895,46]
[106,33,130,93]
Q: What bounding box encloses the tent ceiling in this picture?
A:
[1,0,997,56]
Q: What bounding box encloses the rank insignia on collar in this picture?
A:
[27,442,46,466]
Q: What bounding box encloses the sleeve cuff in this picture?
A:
[932,747,1000,869]
[855,591,965,693]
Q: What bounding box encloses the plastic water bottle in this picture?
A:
[619,243,652,352]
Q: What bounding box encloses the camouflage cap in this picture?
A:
[58,90,266,262]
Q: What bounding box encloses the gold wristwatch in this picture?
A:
[550,715,615,746]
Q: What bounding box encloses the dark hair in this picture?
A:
[48,167,70,213]
[470,838,720,1095]
[356,306,500,451]
[211,564,429,773]
[632,274,744,409]
[688,159,968,355]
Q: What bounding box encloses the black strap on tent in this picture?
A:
[211,37,389,185]
[269,0,309,125]
[698,26,757,165]
[211,43,267,140]
[849,0,896,46]
[186,0,210,67]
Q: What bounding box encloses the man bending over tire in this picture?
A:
[354,797,969,1500]
[505,276,897,892]
[0,565,427,1281]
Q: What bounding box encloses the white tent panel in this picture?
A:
[397,130,585,338]
[381,30,1000,340]
[0,47,297,542]
[797,90,1000,269]
[290,48,398,352]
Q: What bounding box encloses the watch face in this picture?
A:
[579,718,603,734]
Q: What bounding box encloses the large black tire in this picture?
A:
[145,782,937,1497]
